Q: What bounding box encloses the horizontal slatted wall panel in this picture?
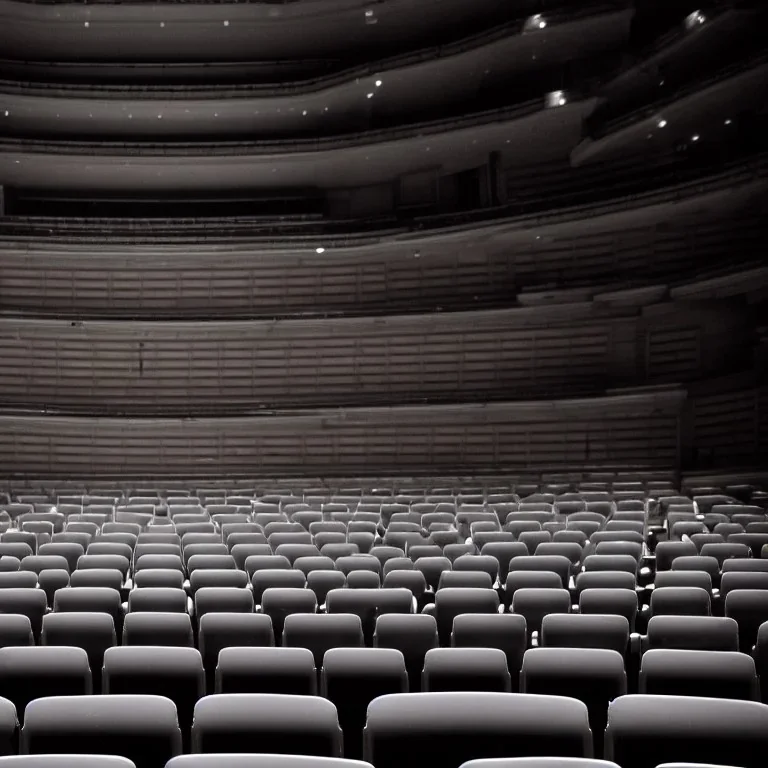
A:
[1,187,763,318]
[0,309,622,412]
[0,392,684,478]
[690,380,761,466]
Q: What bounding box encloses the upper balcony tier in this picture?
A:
[1,158,764,318]
[0,0,629,67]
[0,8,632,137]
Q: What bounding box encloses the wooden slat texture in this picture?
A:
[0,391,685,479]
[0,303,746,414]
[0,182,763,318]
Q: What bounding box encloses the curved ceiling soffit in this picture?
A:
[0,99,596,191]
[0,10,633,137]
[0,0,511,62]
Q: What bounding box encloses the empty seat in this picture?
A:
[198,613,275,692]
[326,589,412,645]
[438,571,493,590]
[639,649,758,701]
[541,614,630,657]
[194,588,254,620]
[41,612,116,692]
[133,570,185,590]
[128,588,188,614]
[428,588,500,647]
[0,757,137,768]
[191,694,343,756]
[307,571,347,606]
[103,646,204,749]
[215,646,316,695]
[725,590,768,653]
[512,588,571,641]
[579,589,638,632]
[321,648,408,759]
[0,589,49,640]
[122,612,194,647]
[363,692,592,768]
[251,570,307,605]
[373,614,438,693]
[645,616,739,652]
[423,647,511,692]
[21,695,182,768]
[0,646,92,720]
[69,568,124,591]
[521,647,627,757]
[654,571,713,592]
[260,588,317,643]
[507,556,570,589]
[283,614,364,669]
[0,615,33,648]
[650,587,711,617]
[451,613,527,690]
[603,694,768,768]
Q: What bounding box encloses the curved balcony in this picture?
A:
[0,159,764,318]
[0,7,631,137]
[0,388,686,479]
[0,98,592,191]
[0,298,750,416]
[0,0,577,64]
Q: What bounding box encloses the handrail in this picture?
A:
[0,3,625,96]
[596,49,768,137]
[0,99,546,155]
[0,150,764,245]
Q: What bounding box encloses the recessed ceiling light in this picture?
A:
[367,93,374,99]
[657,119,667,128]
[316,247,325,254]
[375,80,382,87]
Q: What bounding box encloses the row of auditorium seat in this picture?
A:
[0,691,764,768]
[0,754,756,768]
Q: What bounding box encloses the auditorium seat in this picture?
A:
[165,756,373,768]
[541,614,630,657]
[451,613,527,690]
[215,646,317,695]
[521,647,626,757]
[191,694,343,756]
[512,588,571,642]
[122,612,194,647]
[422,647,512,692]
[363,692,593,768]
[649,587,711,617]
[579,589,638,631]
[603,694,768,768]
[326,588,412,645]
[321,648,408,759]
[645,616,739,652]
[0,589,48,640]
[725,590,768,653]
[373,614,438,692]
[639,649,759,700]
[21,695,182,768]
[282,614,364,668]
[41,612,116,692]
[0,646,92,721]
[0,757,137,768]
[103,646,204,749]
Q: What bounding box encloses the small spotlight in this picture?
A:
[3,110,8,117]
[539,20,546,28]
[558,97,566,106]
[657,119,667,128]
[692,134,700,141]
[316,247,325,254]
[302,110,307,116]
[724,119,732,125]
[223,20,229,26]
[366,93,374,99]
[84,21,89,27]
[375,80,382,87]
